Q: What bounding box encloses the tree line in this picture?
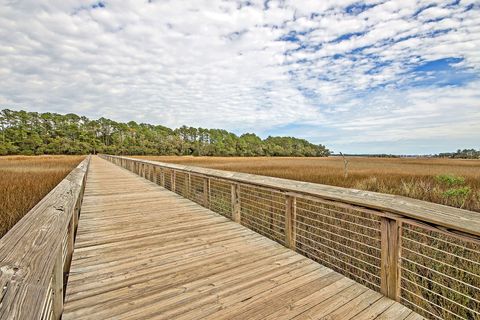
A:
[0,109,330,157]
[435,149,480,159]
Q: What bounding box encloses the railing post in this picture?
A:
[187,173,191,198]
[285,195,296,249]
[52,246,64,319]
[65,213,75,274]
[231,183,241,223]
[160,169,165,187]
[172,170,176,191]
[153,166,157,184]
[73,194,79,229]
[203,177,210,208]
[380,217,402,301]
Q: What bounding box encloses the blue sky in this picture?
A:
[0,0,479,154]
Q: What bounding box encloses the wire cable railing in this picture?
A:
[101,154,480,320]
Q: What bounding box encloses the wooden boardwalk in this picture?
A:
[63,156,421,319]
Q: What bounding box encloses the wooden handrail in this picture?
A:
[101,155,480,237]
[101,154,480,320]
[0,156,90,320]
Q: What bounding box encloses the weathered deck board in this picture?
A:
[63,156,421,319]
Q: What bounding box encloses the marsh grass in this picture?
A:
[138,156,480,212]
[0,155,84,237]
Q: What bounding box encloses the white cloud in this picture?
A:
[0,0,479,153]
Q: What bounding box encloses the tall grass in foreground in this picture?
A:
[138,156,480,213]
[0,155,84,237]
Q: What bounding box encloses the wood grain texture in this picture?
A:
[0,157,90,320]
[105,155,480,237]
[285,195,296,249]
[380,218,402,301]
[62,156,422,319]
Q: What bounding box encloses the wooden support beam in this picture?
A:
[203,178,210,208]
[380,217,402,301]
[52,247,64,319]
[172,171,176,192]
[285,195,296,250]
[231,183,241,223]
[152,166,157,184]
[187,173,191,199]
[64,214,75,274]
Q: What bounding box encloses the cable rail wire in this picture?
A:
[101,155,480,320]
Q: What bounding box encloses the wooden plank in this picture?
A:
[380,217,401,301]
[352,296,395,319]
[285,195,296,249]
[203,177,209,208]
[375,303,416,320]
[61,156,419,320]
[0,157,90,320]
[52,249,64,319]
[231,183,241,223]
[108,155,480,237]
[318,288,383,319]
[290,282,368,319]
[174,261,324,320]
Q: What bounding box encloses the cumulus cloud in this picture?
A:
[0,0,479,153]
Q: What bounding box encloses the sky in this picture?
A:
[0,0,479,154]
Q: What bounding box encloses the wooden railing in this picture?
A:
[0,156,90,320]
[101,154,480,320]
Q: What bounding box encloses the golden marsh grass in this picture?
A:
[137,156,480,213]
[0,155,84,237]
